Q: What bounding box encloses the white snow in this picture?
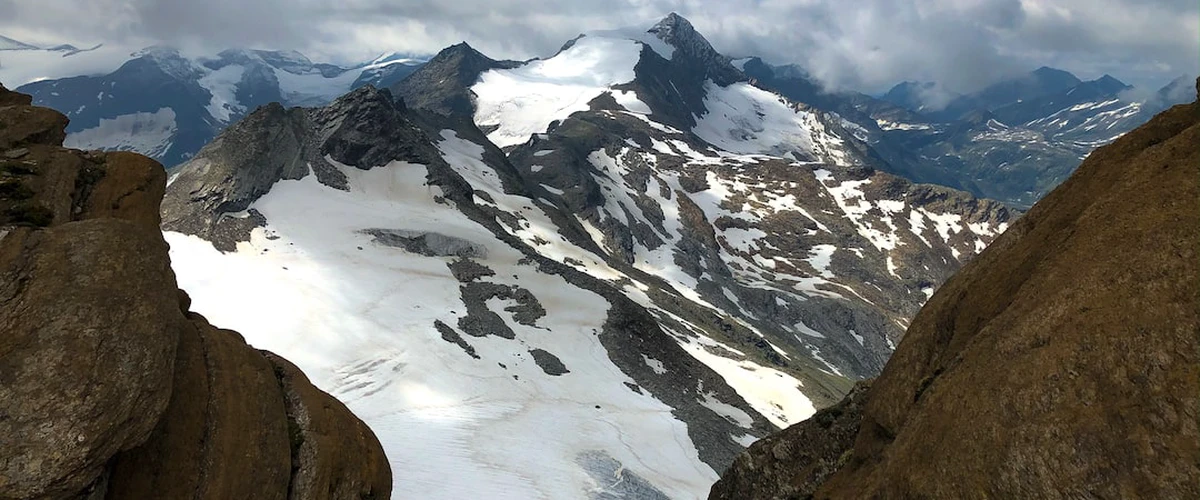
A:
[793,320,825,339]
[63,108,176,158]
[813,168,901,252]
[198,64,246,123]
[908,209,932,247]
[274,66,360,106]
[849,329,864,346]
[678,336,815,429]
[698,385,755,429]
[874,118,932,131]
[642,355,668,375]
[473,36,644,148]
[805,244,836,278]
[586,27,676,60]
[919,208,964,243]
[166,156,721,499]
[693,81,817,158]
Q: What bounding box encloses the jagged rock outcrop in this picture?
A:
[161,84,453,252]
[709,83,1200,499]
[0,84,391,500]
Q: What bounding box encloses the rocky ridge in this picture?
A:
[708,80,1200,499]
[0,84,390,500]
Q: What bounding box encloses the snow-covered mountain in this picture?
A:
[6,42,423,166]
[743,61,1194,207]
[162,13,1012,498]
[7,27,1184,211]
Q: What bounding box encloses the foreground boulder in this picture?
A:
[0,83,391,499]
[710,82,1200,499]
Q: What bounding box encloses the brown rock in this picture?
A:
[708,381,871,500]
[0,84,391,500]
[0,84,32,106]
[0,220,185,499]
[106,320,293,500]
[711,95,1200,499]
[103,314,211,499]
[76,151,167,228]
[0,103,67,150]
[264,352,393,500]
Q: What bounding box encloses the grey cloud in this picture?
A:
[0,0,1194,95]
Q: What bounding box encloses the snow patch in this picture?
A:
[198,64,246,123]
[693,81,817,158]
[64,108,176,158]
[473,36,642,148]
[805,244,836,279]
[679,336,815,429]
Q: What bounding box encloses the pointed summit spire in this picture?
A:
[645,12,742,86]
[649,12,694,38]
[648,12,700,47]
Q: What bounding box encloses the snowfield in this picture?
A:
[473,36,648,148]
[63,108,177,158]
[167,148,730,499]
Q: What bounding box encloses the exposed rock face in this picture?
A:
[389,43,521,117]
[647,13,742,87]
[709,87,1200,499]
[708,382,871,500]
[162,85,449,252]
[0,84,391,499]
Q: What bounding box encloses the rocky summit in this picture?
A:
[0,83,391,500]
[709,81,1200,499]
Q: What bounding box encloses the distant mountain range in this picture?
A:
[2,33,1191,208]
[740,61,1194,207]
[2,39,423,166]
[3,32,1193,208]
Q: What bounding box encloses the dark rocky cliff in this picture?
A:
[0,84,391,500]
[710,81,1200,499]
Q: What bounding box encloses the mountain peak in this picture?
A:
[1030,66,1082,86]
[648,12,699,46]
[645,12,742,86]
[132,45,185,60]
[428,42,496,66]
[1094,73,1128,88]
[390,40,519,116]
[652,12,694,32]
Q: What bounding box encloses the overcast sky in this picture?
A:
[0,0,1196,94]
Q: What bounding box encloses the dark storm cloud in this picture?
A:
[1,0,1195,95]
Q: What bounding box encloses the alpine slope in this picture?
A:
[161,13,1013,499]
